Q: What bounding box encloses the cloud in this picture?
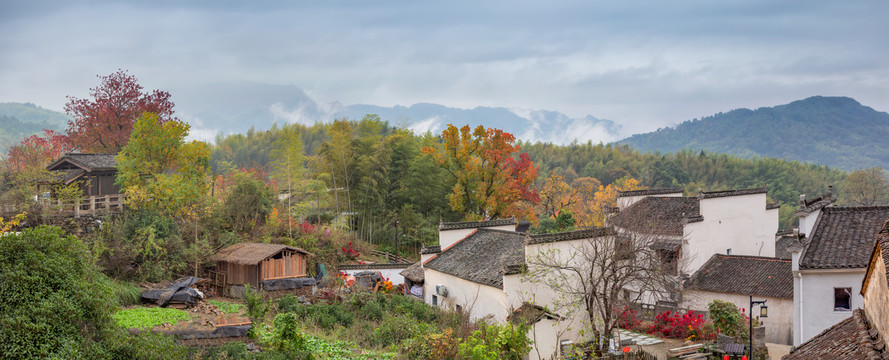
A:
[0,0,887,134]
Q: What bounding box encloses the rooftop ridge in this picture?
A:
[714,254,791,262]
[823,205,889,212]
[527,227,612,245]
[617,187,683,197]
[439,217,517,231]
[699,186,767,199]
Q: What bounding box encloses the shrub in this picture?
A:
[616,306,642,331]
[284,301,355,329]
[95,273,142,306]
[708,300,748,338]
[373,315,436,348]
[264,313,310,352]
[244,284,270,338]
[106,330,187,360]
[646,310,713,341]
[457,322,532,360]
[0,226,118,357]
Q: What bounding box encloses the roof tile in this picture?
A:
[800,206,889,270]
[424,229,524,289]
[686,254,792,298]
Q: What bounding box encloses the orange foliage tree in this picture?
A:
[570,177,644,227]
[423,124,540,221]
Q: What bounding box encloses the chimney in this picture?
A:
[799,194,806,205]
[828,185,833,196]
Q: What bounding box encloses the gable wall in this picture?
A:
[863,250,889,342]
[683,290,792,344]
[684,193,778,274]
[438,224,515,249]
[794,268,865,346]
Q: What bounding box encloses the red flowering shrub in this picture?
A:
[646,310,714,341]
[298,221,315,235]
[341,242,360,259]
[617,306,642,331]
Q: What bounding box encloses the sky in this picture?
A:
[1,0,888,138]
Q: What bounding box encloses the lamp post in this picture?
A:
[749,295,768,360]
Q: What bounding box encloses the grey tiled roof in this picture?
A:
[48,153,117,171]
[617,187,684,197]
[784,309,885,360]
[420,245,441,254]
[799,206,889,270]
[424,229,525,289]
[775,235,794,260]
[526,227,612,245]
[685,254,792,298]
[399,262,424,283]
[766,202,781,210]
[439,218,517,231]
[611,197,701,236]
[699,187,767,199]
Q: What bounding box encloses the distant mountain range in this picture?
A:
[2,88,887,171]
[618,96,889,171]
[169,82,624,145]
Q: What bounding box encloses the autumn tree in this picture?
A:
[423,124,540,221]
[116,113,210,216]
[840,167,889,206]
[570,177,643,227]
[2,130,73,203]
[65,70,177,153]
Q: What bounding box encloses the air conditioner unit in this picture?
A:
[436,285,449,297]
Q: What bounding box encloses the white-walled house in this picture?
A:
[783,220,889,359]
[683,254,793,344]
[613,187,780,281]
[421,218,612,360]
[790,205,889,346]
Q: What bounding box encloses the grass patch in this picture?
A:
[209,299,245,315]
[113,307,191,330]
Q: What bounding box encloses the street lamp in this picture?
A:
[749,295,768,360]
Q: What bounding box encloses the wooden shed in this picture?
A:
[211,243,312,289]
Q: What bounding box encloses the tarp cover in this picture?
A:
[353,271,383,288]
[261,277,316,291]
[141,276,204,307]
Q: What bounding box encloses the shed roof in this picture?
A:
[47,153,118,172]
[699,187,767,199]
[685,254,792,298]
[212,242,311,265]
[784,309,886,360]
[400,262,425,283]
[424,228,524,289]
[611,197,700,236]
[800,206,889,270]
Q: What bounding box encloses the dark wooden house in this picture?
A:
[46,153,120,197]
[211,243,312,289]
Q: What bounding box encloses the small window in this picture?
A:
[432,295,438,306]
[726,248,732,255]
[834,288,851,311]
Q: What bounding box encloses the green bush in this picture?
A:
[708,300,747,338]
[373,315,436,348]
[457,322,532,360]
[95,273,143,306]
[244,284,270,338]
[263,313,310,352]
[106,330,187,360]
[286,301,355,329]
[0,226,118,358]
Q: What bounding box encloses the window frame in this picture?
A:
[833,287,852,311]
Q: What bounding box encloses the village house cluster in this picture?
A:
[397,186,889,359]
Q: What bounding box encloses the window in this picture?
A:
[834,288,851,311]
[726,248,732,255]
[432,295,438,306]
[657,249,678,275]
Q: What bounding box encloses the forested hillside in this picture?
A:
[0,103,66,153]
[619,96,889,171]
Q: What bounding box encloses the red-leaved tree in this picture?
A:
[4,130,70,173]
[64,70,177,153]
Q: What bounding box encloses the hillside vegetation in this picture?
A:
[619,96,889,171]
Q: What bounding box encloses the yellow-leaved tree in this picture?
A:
[570,177,644,227]
[115,112,211,216]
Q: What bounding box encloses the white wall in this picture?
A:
[683,290,793,345]
[798,210,820,239]
[683,194,778,274]
[423,268,510,322]
[793,269,865,346]
[438,224,515,250]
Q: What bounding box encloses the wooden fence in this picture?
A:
[1,194,126,218]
